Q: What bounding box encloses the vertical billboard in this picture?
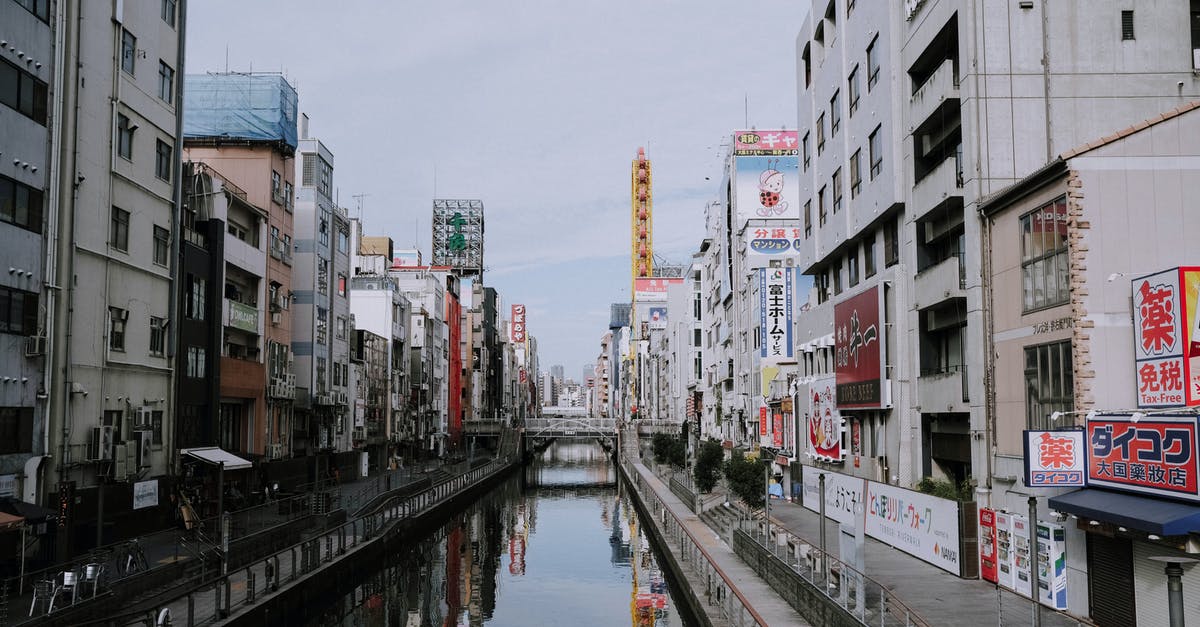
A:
[758,267,794,362]
[1131,267,1200,407]
[510,304,527,344]
[806,375,846,462]
[432,199,484,275]
[733,130,801,225]
[835,285,886,409]
[1086,412,1200,502]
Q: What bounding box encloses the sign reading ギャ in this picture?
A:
[1087,413,1200,501]
[1023,430,1087,488]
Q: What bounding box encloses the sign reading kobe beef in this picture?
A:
[835,285,885,408]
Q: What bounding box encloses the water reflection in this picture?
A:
[306,440,689,626]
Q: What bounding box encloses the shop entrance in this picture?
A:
[1087,532,1136,626]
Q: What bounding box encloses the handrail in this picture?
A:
[619,454,769,626]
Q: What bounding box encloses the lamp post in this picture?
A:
[1028,496,1041,627]
[1147,556,1199,627]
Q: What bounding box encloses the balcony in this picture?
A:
[917,365,969,414]
[225,299,262,335]
[908,58,959,133]
[913,253,965,310]
[911,153,963,223]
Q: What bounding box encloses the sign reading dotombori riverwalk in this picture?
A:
[1087,412,1200,501]
[1023,430,1087,488]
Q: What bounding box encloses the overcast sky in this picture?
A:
[186,1,809,378]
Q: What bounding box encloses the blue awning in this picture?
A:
[1048,489,1200,536]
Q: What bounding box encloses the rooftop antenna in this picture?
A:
[744,93,749,128]
[352,194,369,222]
[433,164,437,198]
[224,45,229,73]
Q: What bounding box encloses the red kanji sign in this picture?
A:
[1137,280,1178,355]
[1086,415,1200,501]
[1024,430,1086,488]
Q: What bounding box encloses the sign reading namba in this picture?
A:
[835,285,885,409]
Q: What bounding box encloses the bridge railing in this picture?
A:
[524,417,616,435]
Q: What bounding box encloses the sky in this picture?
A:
[186,1,810,378]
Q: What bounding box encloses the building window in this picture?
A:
[121,29,137,76]
[0,173,45,233]
[336,316,347,340]
[13,0,49,21]
[316,308,328,345]
[832,168,843,214]
[284,181,294,212]
[0,408,34,454]
[848,66,860,117]
[187,346,206,378]
[110,206,130,252]
[850,149,862,198]
[884,218,899,267]
[0,286,38,335]
[830,90,841,136]
[848,246,860,287]
[802,132,811,171]
[1192,1,1200,64]
[1121,10,1135,40]
[149,316,165,356]
[271,170,282,203]
[869,125,883,179]
[804,200,812,238]
[1020,197,1070,312]
[187,275,207,320]
[157,61,174,103]
[337,273,347,297]
[319,213,330,247]
[318,260,329,296]
[155,139,172,182]
[117,114,135,160]
[0,58,49,125]
[1025,341,1073,430]
[162,0,177,27]
[816,272,830,304]
[816,112,826,154]
[109,307,127,352]
[867,35,880,91]
[832,261,843,295]
[818,186,827,226]
[153,225,169,266]
[864,234,877,277]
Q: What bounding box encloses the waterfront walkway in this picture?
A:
[625,458,809,626]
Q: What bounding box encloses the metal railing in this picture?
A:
[619,454,768,627]
[736,518,930,627]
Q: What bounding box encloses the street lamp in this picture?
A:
[1147,556,1199,627]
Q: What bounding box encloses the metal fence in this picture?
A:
[620,456,768,627]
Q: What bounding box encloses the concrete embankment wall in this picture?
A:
[615,458,715,627]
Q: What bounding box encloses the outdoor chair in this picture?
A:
[51,569,78,611]
[81,562,104,598]
[28,579,55,616]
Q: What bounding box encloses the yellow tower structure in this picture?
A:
[631,148,653,287]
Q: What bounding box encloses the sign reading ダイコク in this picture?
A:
[1023,430,1087,488]
[1087,413,1200,501]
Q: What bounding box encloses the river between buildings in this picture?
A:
[301,440,697,626]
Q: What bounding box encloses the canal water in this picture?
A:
[303,441,696,626]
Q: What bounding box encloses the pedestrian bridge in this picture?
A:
[461,415,685,441]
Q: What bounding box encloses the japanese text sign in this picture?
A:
[634,277,683,302]
[511,304,526,344]
[835,285,885,409]
[773,412,784,448]
[745,226,804,268]
[1023,430,1086,488]
[1132,267,1200,407]
[1086,413,1200,501]
[758,268,794,362]
[759,406,768,437]
[733,130,801,225]
[866,480,963,575]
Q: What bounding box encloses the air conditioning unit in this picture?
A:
[114,443,128,479]
[24,335,47,357]
[88,426,115,461]
[1193,48,1200,71]
[135,430,152,468]
[268,443,283,459]
[271,312,282,325]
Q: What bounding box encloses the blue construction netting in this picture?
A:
[183,73,298,149]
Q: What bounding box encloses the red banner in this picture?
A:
[772,412,783,447]
[1087,414,1200,501]
[759,406,768,436]
[835,285,884,408]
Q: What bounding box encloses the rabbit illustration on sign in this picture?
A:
[757,159,789,216]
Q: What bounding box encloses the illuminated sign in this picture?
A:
[1023,430,1087,488]
[1087,413,1200,501]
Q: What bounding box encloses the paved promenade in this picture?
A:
[627,458,809,626]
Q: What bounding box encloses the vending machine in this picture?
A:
[979,508,998,584]
[995,511,1015,590]
[1036,521,1068,610]
[1010,513,1033,598]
